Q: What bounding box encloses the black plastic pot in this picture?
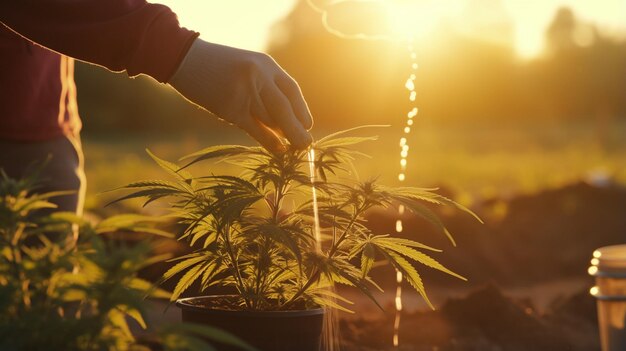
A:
[176,295,325,351]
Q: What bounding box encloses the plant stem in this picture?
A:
[272,182,286,222]
[282,267,320,310]
[223,224,250,308]
[327,205,362,258]
[257,177,287,301]
[282,204,364,309]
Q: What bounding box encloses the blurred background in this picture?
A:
[77,0,626,209]
[75,1,626,349]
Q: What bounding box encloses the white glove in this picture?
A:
[169,38,313,152]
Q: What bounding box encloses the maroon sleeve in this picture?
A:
[0,0,199,83]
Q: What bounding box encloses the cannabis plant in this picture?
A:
[0,170,253,351]
[115,127,480,312]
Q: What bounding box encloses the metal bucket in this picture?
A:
[589,244,626,351]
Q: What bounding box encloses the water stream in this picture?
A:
[304,0,422,341]
[307,41,419,349]
[308,147,340,351]
[393,41,419,348]
[308,148,323,253]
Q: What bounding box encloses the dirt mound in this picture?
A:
[366,181,626,289]
[341,284,599,351]
[484,181,626,284]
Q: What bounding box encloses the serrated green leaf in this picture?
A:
[253,222,302,263]
[360,243,375,278]
[375,237,441,252]
[311,296,354,313]
[390,186,483,224]
[48,211,86,225]
[327,258,383,311]
[146,149,193,181]
[124,307,147,330]
[162,254,207,281]
[315,136,378,149]
[385,251,434,310]
[315,125,389,144]
[128,277,171,299]
[179,145,257,170]
[396,199,457,246]
[310,286,354,306]
[171,263,207,301]
[108,308,134,339]
[373,238,465,280]
[106,188,183,207]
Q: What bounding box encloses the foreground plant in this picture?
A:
[0,170,253,351]
[116,126,481,312]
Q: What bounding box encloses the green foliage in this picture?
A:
[0,171,254,351]
[116,127,480,312]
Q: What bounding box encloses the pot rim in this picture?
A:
[176,295,325,318]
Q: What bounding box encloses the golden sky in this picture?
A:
[155,0,296,50]
[155,1,626,59]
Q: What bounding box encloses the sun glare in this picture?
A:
[385,0,464,40]
[386,2,438,40]
[153,0,626,59]
[383,0,626,58]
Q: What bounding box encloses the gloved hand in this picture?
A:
[169,38,313,152]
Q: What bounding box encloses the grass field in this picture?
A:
[81,120,626,214]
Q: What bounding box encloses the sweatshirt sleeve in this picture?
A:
[0,0,199,83]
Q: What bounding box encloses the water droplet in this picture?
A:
[408,107,418,118]
[404,127,411,134]
[412,63,418,69]
[399,137,407,146]
[407,120,414,126]
[395,296,403,310]
[398,204,405,215]
[405,78,415,91]
[409,91,417,101]
[400,159,407,167]
[588,266,598,275]
[590,286,599,296]
[400,150,408,158]
[395,220,403,232]
[398,173,405,181]
[410,74,416,80]
[393,270,403,347]
[410,52,417,59]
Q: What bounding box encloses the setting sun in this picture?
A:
[385,0,462,40]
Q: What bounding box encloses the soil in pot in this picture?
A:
[177,295,325,351]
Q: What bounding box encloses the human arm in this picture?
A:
[0,0,196,82]
[0,0,313,150]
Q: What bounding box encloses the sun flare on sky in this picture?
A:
[155,0,626,59]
